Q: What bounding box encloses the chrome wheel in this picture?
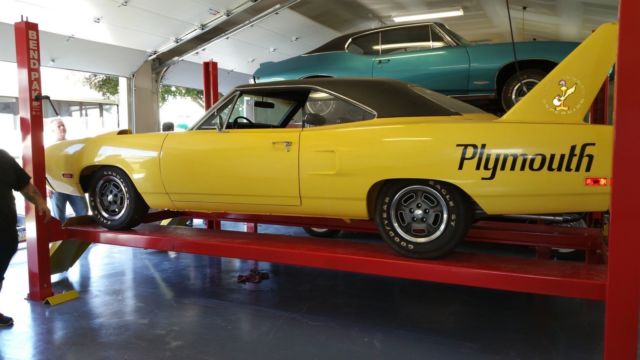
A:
[510,78,540,104]
[95,175,129,221]
[390,185,448,243]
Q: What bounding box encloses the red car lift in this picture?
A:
[14,2,640,357]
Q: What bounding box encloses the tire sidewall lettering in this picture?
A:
[377,181,466,256]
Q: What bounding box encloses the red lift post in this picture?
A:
[15,5,640,357]
[14,20,54,301]
[603,1,640,358]
[202,60,219,109]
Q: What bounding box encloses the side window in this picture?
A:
[379,26,431,54]
[225,93,297,129]
[303,91,375,127]
[287,108,304,128]
[197,95,235,130]
[346,32,380,55]
[429,25,449,49]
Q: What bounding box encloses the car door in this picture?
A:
[160,91,302,207]
[372,24,470,95]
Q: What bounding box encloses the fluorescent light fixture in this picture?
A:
[393,8,464,22]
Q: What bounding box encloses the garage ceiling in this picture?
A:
[0,0,619,90]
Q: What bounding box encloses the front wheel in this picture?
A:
[88,167,149,230]
[500,69,547,111]
[375,180,471,259]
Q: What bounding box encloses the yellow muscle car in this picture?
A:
[46,23,616,259]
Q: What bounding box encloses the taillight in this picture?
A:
[62,173,73,179]
[585,177,608,186]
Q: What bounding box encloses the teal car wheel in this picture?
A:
[501,69,547,111]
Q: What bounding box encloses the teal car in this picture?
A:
[253,22,578,112]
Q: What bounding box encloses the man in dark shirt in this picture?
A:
[0,149,51,327]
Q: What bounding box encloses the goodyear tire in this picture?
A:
[375,180,470,259]
[303,227,341,238]
[500,69,547,111]
[88,167,149,230]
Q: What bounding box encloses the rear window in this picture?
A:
[410,85,487,114]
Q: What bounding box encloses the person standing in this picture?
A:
[0,149,51,326]
[49,118,88,223]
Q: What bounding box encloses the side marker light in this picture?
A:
[585,177,608,186]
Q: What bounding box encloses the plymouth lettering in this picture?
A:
[456,143,595,180]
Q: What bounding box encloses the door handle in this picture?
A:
[272,141,293,152]
[377,59,391,64]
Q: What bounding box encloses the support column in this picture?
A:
[118,76,132,130]
[14,20,53,301]
[131,60,161,133]
[203,60,219,110]
[603,0,640,358]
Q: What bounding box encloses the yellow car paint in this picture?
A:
[45,23,617,222]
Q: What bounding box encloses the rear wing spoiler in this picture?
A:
[499,22,618,124]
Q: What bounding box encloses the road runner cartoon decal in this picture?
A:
[553,80,577,111]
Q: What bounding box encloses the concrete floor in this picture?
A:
[0,224,611,360]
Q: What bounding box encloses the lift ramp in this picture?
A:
[49,216,94,275]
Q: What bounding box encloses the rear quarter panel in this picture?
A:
[299,117,611,218]
[466,42,578,92]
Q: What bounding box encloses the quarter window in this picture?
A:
[303,91,375,127]
[347,32,380,55]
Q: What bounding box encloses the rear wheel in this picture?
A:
[88,167,149,230]
[375,180,470,258]
[500,69,547,111]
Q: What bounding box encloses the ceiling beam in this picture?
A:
[151,0,298,72]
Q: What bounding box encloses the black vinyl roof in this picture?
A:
[236,78,475,118]
[305,22,444,54]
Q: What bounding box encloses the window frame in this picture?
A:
[378,24,432,54]
[192,92,239,131]
[343,23,460,56]
[222,92,303,130]
[345,31,381,56]
[192,85,378,132]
